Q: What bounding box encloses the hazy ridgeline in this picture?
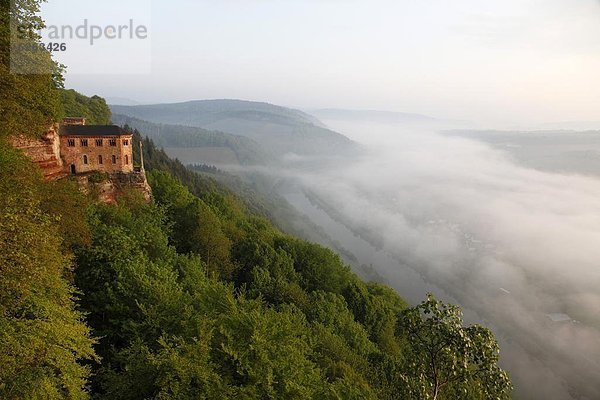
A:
[111,100,358,158]
[282,118,600,400]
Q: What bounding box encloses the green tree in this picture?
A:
[397,294,512,400]
[100,336,226,400]
[343,281,403,354]
[40,178,92,250]
[0,141,95,399]
[60,89,111,124]
[0,0,63,138]
[180,199,233,277]
[275,238,353,294]
[148,170,234,278]
[214,301,326,399]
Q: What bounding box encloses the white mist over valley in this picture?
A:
[279,118,600,399]
[110,97,600,399]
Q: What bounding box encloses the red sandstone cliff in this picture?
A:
[75,172,152,205]
[9,124,69,181]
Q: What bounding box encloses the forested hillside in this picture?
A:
[0,134,513,399]
[60,89,111,125]
[125,126,366,274]
[113,99,327,129]
[113,114,271,166]
[0,1,511,398]
[111,100,359,157]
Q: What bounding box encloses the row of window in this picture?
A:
[67,138,129,147]
[81,154,129,165]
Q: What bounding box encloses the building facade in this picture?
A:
[59,119,134,175]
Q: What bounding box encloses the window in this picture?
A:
[98,155,103,165]
[67,139,75,147]
[95,139,103,147]
[80,139,88,147]
[109,139,117,147]
[125,155,129,165]
[123,139,129,146]
[112,155,117,164]
[83,155,88,165]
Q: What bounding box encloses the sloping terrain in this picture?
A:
[309,108,440,124]
[111,100,358,157]
[112,114,270,166]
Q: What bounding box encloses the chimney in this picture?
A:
[62,117,86,126]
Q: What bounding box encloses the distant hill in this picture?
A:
[106,97,142,106]
[309,108,440,124]
[533,121,600,131]
[445,129,600,177]
[111,100,357,157]
[112,114,270,166]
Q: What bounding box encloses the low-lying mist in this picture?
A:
[278,120,600,399]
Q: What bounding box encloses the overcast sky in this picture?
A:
[41,0,600,125]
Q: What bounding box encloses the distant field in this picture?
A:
[164,147,240,166]
[445,130,600,177]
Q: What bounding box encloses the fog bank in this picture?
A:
[286,120,600,399]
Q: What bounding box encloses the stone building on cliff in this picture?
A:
[59,118,134,175]
[10,117,151,203]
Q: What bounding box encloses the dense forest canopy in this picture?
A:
[60,89,111,125]
[0,1,512,398]
[114,114,271,166]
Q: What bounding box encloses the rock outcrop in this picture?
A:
[75,171,152,204]
[9,124,69,181]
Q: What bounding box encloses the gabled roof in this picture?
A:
[59,125,131,137]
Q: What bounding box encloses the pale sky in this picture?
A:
[41,0,600,125]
